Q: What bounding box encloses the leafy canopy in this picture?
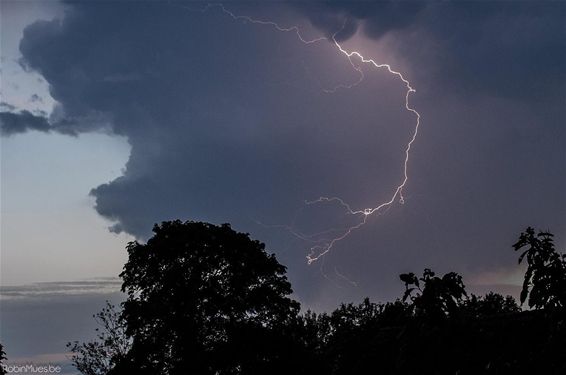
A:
[400,268,467,319]
[117,220,300,375]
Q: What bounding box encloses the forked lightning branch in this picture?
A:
[181,3,422,265]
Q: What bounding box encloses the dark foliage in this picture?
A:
[114,220,301,375]
[400,268,467,320]
[513,227,566,309]
[0,343,6,375]
[461,292,520,318]
[298,299,414,375]
[69,224,566,375]
[67,302,130,375]
[296,270,558,375]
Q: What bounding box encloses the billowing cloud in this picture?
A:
[13,1,565,307]
[298,1,566,100]
[294,1,426,41]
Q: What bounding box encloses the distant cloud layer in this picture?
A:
[4,1,564,307]
[0,279,121,300]
[0,110,50,135]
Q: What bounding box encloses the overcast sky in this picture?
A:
[1,0,564,368]
[1,0,565,337]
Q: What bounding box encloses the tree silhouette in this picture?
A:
[400,268,467,319]
[513,227,566,309]
[67,224,566,374]
[67,302,130,375]
[114,220,301,375]
[461,292,520,318]
[0,343,6,375]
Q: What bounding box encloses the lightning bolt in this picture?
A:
[181,3,421,265]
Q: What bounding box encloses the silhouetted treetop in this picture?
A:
[117,220,300,374]
[67,302,130,375]
[461,292,520,318]
[513,227,566,309]
[400,268,467,319]
[67,224,566,375]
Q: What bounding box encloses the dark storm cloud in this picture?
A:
[0,110,50,135]
[0,109,103,136]
[298,1,566,100]
[295,1,425,41]
[15,1,564,308]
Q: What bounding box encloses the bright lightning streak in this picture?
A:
[305,25,421,264]
[181,3,422,265]
[182,3,326,44]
